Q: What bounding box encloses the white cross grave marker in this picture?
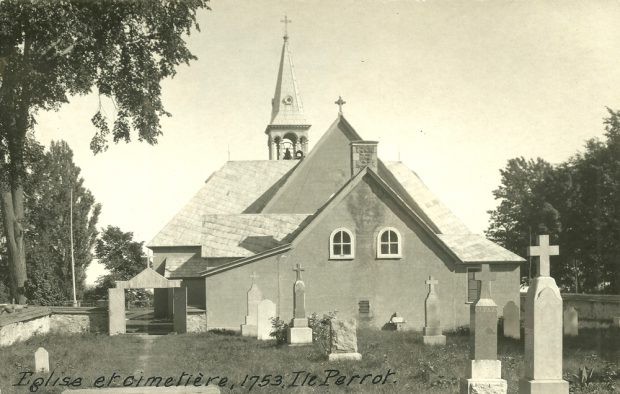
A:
[527,234,559,277]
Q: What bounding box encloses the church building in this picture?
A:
[147,29,525,331]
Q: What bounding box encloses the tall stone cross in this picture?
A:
[293,263,305,281]
[250,271,259,284]
[527,234,559,277]
[425,276,438,294]
[475,265,496,300]
[335,96,346,115]
[281,15,292,38]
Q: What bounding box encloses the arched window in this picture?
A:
[377,227,402,258]
[330,228,354,259]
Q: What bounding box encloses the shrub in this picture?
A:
[308,311,337,354]
[270,317,289,344]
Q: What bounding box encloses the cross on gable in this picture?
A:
[475,264,496,300]
[250,272,259,284]
[293,263,305,281]
[335,96,346,115]
[527,234,559,277]
[425,275,438,293]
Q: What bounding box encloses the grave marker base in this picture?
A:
[328,352,362,361]
[287,326,313,345]
[518,379,569,394]
[240,324,257,337]
[460,378,507,394]
[423,335,446,346]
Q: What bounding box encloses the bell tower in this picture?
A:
[265,16,311,160]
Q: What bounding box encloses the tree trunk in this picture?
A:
[1,185,27,304]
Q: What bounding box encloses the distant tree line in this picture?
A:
[486,109,620,294]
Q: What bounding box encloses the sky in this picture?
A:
[33,1,620,284]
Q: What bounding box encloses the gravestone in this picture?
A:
[108,287,126,335]
[287,264,313,345]
[173,287,188,334]
[35,347,49,373]
[241,272,262,337]
[423,276,445,345]
[328,318,362,361]
[256,299,276,340]
[563,306,578,337]
[613,316,620,328]
[460,265,507,394]
[503,301,520,339]
[519,235,569,394]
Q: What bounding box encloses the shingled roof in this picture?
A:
[149,160,296,247]
[438,234,525,262]
[382,161,472,235]
[201,214,312,258]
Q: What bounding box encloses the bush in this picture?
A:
[308,311,337,354]
[270,317,289,344]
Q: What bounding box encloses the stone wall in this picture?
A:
[0,307,107,347]
[0,308,51,347]
[520,292,620,321]
[187,309,207,333]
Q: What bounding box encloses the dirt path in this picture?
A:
[136,335,159,375]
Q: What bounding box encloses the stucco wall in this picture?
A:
[187,310,207,333]
[50,309,107,334]
[205,176,521,331]
[0,313,50,347]
[520,293,620,321]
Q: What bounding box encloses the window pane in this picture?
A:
[381,244,389,254]
[388,231,397,242]
[381,231,389,242]
[390,243,398,255]
[334,231,342,243]
[342,231,351,243]
[343,244,351,255]
[334,244,341,255]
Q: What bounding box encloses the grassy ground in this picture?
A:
[0,327,618,393]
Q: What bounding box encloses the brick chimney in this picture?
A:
[350,140,378,177]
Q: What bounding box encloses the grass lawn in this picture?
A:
[0,327,618,393]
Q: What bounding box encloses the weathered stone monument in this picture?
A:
[519,235,569,394]
[563,306,578,337]
[328,318,362,361]
[287,264,313,345]
[423,275,446,345]
[241,272,262,337]
[503,301,521,339]
[256,299,276,340]
[35,347,49,373]
[460,264,507,394]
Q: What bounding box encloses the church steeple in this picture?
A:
[265,16,311,161]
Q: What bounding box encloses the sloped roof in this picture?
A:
[148,161,296,247]
[382,161,472,235]
[164,255,209,279]
[115,268,182,288]
[201,214,312,258]
[438,234,525,262]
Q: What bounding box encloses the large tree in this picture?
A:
[0,139,100,304]
[487,109,620,293]
[0,0,209,303]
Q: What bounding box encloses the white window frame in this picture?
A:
[376,227,403,259]
[466,266,482,304]
[329,228,355,260]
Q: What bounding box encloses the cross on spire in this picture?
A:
[475,264,496,300]
[527,234,559,277]
[250,272,259,284]
[281,15,292,39]
[425,275,438,293]
[335,96,346,115]
[293,263,305,281]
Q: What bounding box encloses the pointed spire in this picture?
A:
[269,25,308,126]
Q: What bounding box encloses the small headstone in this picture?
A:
[256,299,276,340]
[564,306,578,337]
[328,318,362,361]
[287,264,313,346]
[519,234,569,393]
[389,312,406,331]
[241,272,262,337]
[423,276,445,345]
[35,347,49,373]
[460,265,507,394]
[503,301,520,339]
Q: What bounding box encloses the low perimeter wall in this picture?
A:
[521,292,620,321]
[0,307,107,347]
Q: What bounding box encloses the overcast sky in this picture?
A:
[32,1,620,283]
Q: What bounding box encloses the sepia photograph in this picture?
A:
[0,0,619,393]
